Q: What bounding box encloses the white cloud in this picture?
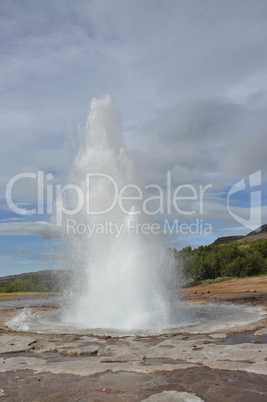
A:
[128,97,264,188]
[0,221,57,239]
[0,256,34,267]
[227,72,267,107]
[6,246,31,256]
[0,0,266,254]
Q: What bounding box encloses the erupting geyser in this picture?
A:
[59,95,179,330]
[6,96,265,336]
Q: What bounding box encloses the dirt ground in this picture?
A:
[180,276,267,307]
[0,293,54,302]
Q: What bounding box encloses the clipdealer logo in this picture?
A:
[5,170,262,236]
[227,170,262,231]
[5,171,212,225]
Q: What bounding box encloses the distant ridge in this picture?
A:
[0,269,65,284]
[212,235,245,245]
[246,224,267,237]
[212,224,267,245]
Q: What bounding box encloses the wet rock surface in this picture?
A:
[0,286,267,401]
[140,390,204,401]
[1,365,267,401]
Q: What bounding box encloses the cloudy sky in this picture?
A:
[1,0,267,276]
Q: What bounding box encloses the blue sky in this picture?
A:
[1,0,267,276]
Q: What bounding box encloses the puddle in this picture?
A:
[221,333,267,345]
[77,335,106,343]
[0,297,59,310]
[7,302,265,336]
[142,358,187,365]
[0,352,41,359]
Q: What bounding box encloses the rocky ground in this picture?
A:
[0,277,267,401]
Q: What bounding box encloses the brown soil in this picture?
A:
[0,293,54,302]
[181,276,267,307]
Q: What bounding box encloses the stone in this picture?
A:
[60,344,100,356]
[254,327,267,336]
[0,335,37,353]
[141,390,204,401]
[209,333,228,339]
[0,389,6,397]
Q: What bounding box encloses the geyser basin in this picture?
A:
[7,302,265,336]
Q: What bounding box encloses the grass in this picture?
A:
[184,273,267,288]
[0,291,58,297]
[183,277,237,288]
[198,273,267,286]
[199,277,238,285]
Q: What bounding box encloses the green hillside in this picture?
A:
[0,270,68,293]
[172,231,267,286]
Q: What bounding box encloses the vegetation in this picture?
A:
[0,270,66,293]
[172,238,267,286]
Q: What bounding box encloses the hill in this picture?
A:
[0,270,61,284]
[246,224,267,236]
[212,236,245,245]
[0,270,68,293]
[212,224,267,245]
[173,231,267,285]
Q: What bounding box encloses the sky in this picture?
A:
[1,0,267,276]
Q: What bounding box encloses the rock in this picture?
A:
[0,389,6,397]
[0,335,37,353]
[254,327,267,336]
[77,345,99,355]
[58,344,100,356]
[141,390,204,401]
[209,333,228,339]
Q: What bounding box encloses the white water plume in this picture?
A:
[59,95,179,330]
